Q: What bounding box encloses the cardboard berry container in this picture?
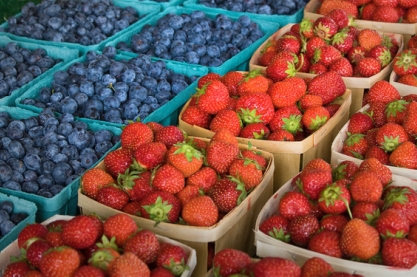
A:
[248,23,404,117]
[0,193,37,251]
[254,172,417,277]
[77,138,274,277]
[304,0,416,46]
[0,214,197,277]
[178,85,351,192]
[389,70,417,96]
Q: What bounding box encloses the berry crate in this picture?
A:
[248,23,404,117]
[77,138,275,277]
[389,70,417,96]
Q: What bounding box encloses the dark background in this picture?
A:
[1,0,42,24]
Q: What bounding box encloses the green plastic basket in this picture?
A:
[0,0,160,55]
[136,0,186,10]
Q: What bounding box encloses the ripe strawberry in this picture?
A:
[268,105,302,134]
[307,71,346,105]
[253,257,301,277]
[210,128,239,146]
[366,80,401,105]
[176,185,200,206]
[329,57,353,77]
[383,185,417,225]
[289,214,320,247]
[366,45,392,68]
[302,106,331,132]
[347,112,374,134]
[389,141,417,169]
[180,105,212,129]
[133,142,167,170]
[109,252,151,277]
[88,244,120,272]
[408,224,417,244]
[351,201,380,223]
[342,133,369,159]
[18,223,48,249]
[120,121,154,151]
[403,5,417,23]
[301,257,334,277]
[367,102,388,128]
[393,49,417,76]
[295,169,332,200]
[212,248,252,277]
[317,0,359,17]
[357,57,382,77]
[320,214,349,233]
[157,243,188,276]
[197,73,221,88]
[318,181,351,215]
[103,148,133,178]
[206,140,239,174]
[186,166,217,193]
[275,34,301,54]
[358,29,383,52]
[259,215,290,242]
[154,126,185,149]
[72,265,106,277]
[26,239,52,269]
[372,5,400,22]
[239,122,270,139]
[398,74,417,86]
[350,170,383,203]
[208,176,247,213]
[403,101,417,137]
[346,46,366,65]
[45,228,64,248]
[298,94,323,112]
[331,32,354,55]
[267,130,295,141]
[340,218,380,260]
[221,71,245,96]
[96,184,129,210]
[119,170,153,202]
[258,51,278,67]
[265,50,298,82]
[103,213,138,247]
[313,45,343,67]
[146,121,164,134]
[124,229,160,264]
[313,16,339,41]
[303,158,332,172]
[237,69,270,95]
[62,215,100,250]
[167,141,203,178]
[195,79,229,114]
[139,191,181,224]
[324,103,341,117]
[209,109,242,136]
[39,246,80,277]
[308,229,343,258]
[122,201,143,216]
[382,237,417,268]
[229,157,264,190]
[278,191,312,220]
[376,208,409,238]
[235,93,275,124]
[332,160,359,181]
[81,168,115,200]
[267,80,300,109]
[358,157,392,186]
[364,145,390,165]
[181,195,218,227]
[241,149,267,169]
[407,35,417,49]
[375,123,409,152]
[385,99,409,125]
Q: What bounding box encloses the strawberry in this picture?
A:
[302,106,331,132]
[320,214,349,233]
[267,130,295,141]
[303,158,332,172]
[389,141,417,169]
[72,265,106,277]
[241,148,267,169]
[26,239,52,269]
[119,170,153,202]
[96,184,129,210]
[346,46,366,65]
[39,246,80,277]
[351,202,380,223]
[206,140,239,174]
[212,248,252,277]
[62,215,100,250]
[103,148,133,178]
[3,261,30,277]
[308,229,343,258]
[385,99,409,125]
[372,5,400,22]
[156,243,188,276]
[210,128,239,146]
[288,214,320,247]
[253,257,301,277]
[276,33,301,53]
[278,191,312,220]
[259,215,290,242]
[258,51,278,67]
[133,142,167,170]
[382,237,417,268]
[268,105,303,134]
[154,126,185,149]
[340,218,380,260]
[366,45,392,68]
[265,50,298,82]
[309,63,328,74]
[393,49,417,76]
[239,122,270,139]
[313,45,343,67]
[146,122,164,134]
[317,0,359,17]
[229,157,264,190]
[366,80,401,105]
[375,123,408,152]
[331,32,354,55]
[237,69,270,95]
[367,102,388,128]
[403,6,417,23]
[357,29,383,52]
[358,157,392,186]
[167,141,203,178]
[350,170,383,203]
[313,16,339,41]
[176,185,200,206]
[296,169,332,200]
[180,105,212,129]
[109,252,150,276]
[301,257,334,277]
[376,208,409,239]
[102,216,136,248]
[307,71,346,105]
[197,73,221,88]
[235,93,275,125]
[17,223,48,251]
[383,185,417,225]
[347,112,374,134]
[195,79,229,114]
[120,121,154,151]
[398,74,417,87]
[298,94,323,111]
[409,224,417,244]
[81,168,115,200]
[181,195,218,227]
[329,57,353,77]
[342,133,369,159]
[139,191,181,224]
[124,229,160,264]
[364,145,390,165]
[357,57,382,77]
[122,201,142,216]
[318,181,351,215]
[221,71,244,96]
[186,166,217,194]
[407,35,417,49]
[209,109,242,136]
[403,101,417,137]
[332,160,359,181]
[208,176,247,213]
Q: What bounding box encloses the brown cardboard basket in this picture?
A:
[389,70,417,96]
[179,90,351,192]
[78,138,275,277]
[248,23,404,116]
[254,173,417,277]
[0,215,197,277]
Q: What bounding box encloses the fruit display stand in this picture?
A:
[303,0,417,47]
[105,6,280,75]
[183,0,305,27]
[331,104,417,181]
[15,52,208,128]
[78,138,275,277]
[179,89,351,192]
[254,173,417,277]
[0,1,161,55]
[0,215,198,277]
[0,106,122,222]
[0,36,79,107]
[0,193,37,251]
[248,23,404,117]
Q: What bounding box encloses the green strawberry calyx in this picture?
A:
[385,99,408,118]
[380,134,401,152]
[282,115,303,135]
[319,183,352,219]
[395,51,417,72]
[164,258,189,276]
[238,108,263,124]
[173,140,203,162]
[383,187,411,210]
[268,227,291,242]
[88,248,119,271]
[227,175,248,205]
[142,196,173,225]
[308,115,328,131]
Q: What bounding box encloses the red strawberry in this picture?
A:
[154,126,185,149]
[403,6,417,23]
[124,229,160,264]
[26,239,52,269]
[298,94,323,111]
[385,99,409,125]
[109,252,151,276]
[372,5,400,22]
[258,51,278,67]
[167,141,203,178]
[210,109,242,136]
[186,166,217,194]
[320,214,349,233]
[305,36,328,59]
[358,157,392,186]
[375,123,409,152]
[229,157,264,190]
[176,184,200,206]
[195,79,229,114]
[352,201,380,223]
[331,31,354,55]
[197,73,221,88]
[39,246,80,277]
[239,122,270,139]
[120,121,154,151]
[367,81,401,106]
[302,106,331,132]
[212,248,252,277]
[393,49,417,76]
[237,69,270,95]
[398,74,417,87]
[181,195,218,227]
[342,133,369,159]
[288,214,320,247]
[313,45,343,67]
[403,101,417,137]
[318,0,359,16]
[303,158,332,172]
[366,45,392,68]
[119,170,153,202]
[358,29,383,52]
[347,112,374,134]
[139,191,181,224]
[307,71,346,105]
[156,243,188,276]
[222,71,245,96]
[180,105,212,129]
[408,224,417,245]
[349,170,383,203]
[278,191,312,220]
[313,16,339,41]
[81,168,115,200]
[309,63,328,74]
[268,105,302,134]
[122,201,142,216]
[329,57,353,77]
[210,128,239,146]
[318,181,351,215]
[102,213,138,247]
[209,176,247,213]
[301,257,334,277]
[96,184,129,210]
[103,148,133,178]
[206,140,239,174]
[18,223,48,249]
[299,18,315,39]
[347,46,366,65]
[367,102,388,127]
[259,215,290,242]
[364,145,390,165]
[389,141,417,169]
[357,57,381,77]
[62,215,100,250]
[241,148,268,169]
[383,185,417,225]
[296,169,332,200]
[267,80,300,109]
[376,208,410,238]
[332,160,359,180]
[236,93,275,125]
[72,265,106,277]
[382,237,417,268]
[132,141,168,171]
[265,50,298,82]
[253,257,301,277]
[308,229,343,258]
[146,122,164,134]
[267,130,295,141]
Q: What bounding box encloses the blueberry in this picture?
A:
[61,145,79,160]
[52,162,73,185]
[23,153,42,172]
[79,81,95,97]
[122,69,136,84]
[49,185,64,196]
[123,103,139,120]
[2,180,21,191]
[23,117,39,131]
[87,66,104,82]
[42,160,56,174]
[65,175,79,186]
[104,109,123,124]
[0,220,15,236]
[7,157,26,174]
[41,131,59,146]
[59,97,78,114]
[44,144,59,160]
[128,85,147,101]
[95,140,113,156]
[67,128,93,150]
[6,141,25,159]
[37,188,54,198]
[52,153,69,164]
[22,181,39,193]
[59,113,75,123]
[0,211,10,225]
[0,201,13,215]
[11,170,24,183]
[10,212,28,224]
[171,79,189,95]
[6,127,24,141]
[37,174,55,188]
[50,91,64,103]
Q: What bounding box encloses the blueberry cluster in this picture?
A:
[0,200,28,238]
[116,11,264,67]
[0,42,61,99]
[198,0,308,15]
[0,108,119,198]
[2,0,141,45]
[20,47,197,124]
